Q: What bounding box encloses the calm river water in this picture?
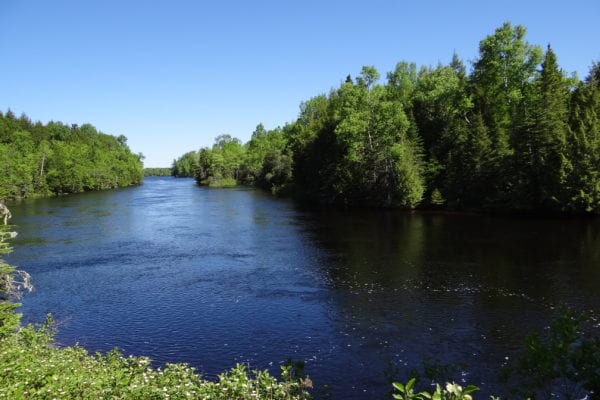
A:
[6,177,600,399]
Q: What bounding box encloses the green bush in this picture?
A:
[0,328,312,400]
[206,177,238,188]
[500,310,600,399]
[392,379,483,400]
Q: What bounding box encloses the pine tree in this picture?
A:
[445,112,493,208]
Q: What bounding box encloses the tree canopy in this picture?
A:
[0,112,144,200]
[178,22,599,214]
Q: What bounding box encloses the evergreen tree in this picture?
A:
[287,94,340,204]
[444,112,494,208]
[512,45,570,210]
[565,63,600,212]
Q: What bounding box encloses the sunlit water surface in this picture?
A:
[7,177,600,399]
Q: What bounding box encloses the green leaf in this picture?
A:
[393,382,406,393]
[464,384,479,394]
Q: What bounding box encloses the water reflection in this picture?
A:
[302,208,600,307]
[296,207,600,397]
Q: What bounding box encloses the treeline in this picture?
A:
[145,153,198,177]
[177,22,600,214]
[144,167,172,177]
[0,110,144,200]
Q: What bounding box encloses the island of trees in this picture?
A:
[0,111,144,200]
[173,22,599,214]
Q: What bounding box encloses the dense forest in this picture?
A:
[174,23,599,214]
[0,110,144,200]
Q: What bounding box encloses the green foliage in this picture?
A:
[0,327,312,399]
[172,151,200,177]
[392,379,479,400]
[195,135,246,187]
[512,45,571,210]
[469,22,543,207]
[330,69,425,207]
[287,95,339,203]
[243,124,292,193]
[0,112,144,200]
[501,310,600,399]
[1,222,32,341]
[443,113,494,208]
[0,235,21,339]
[471,22,542,159]
[565,62,600,212]
[205,176,238,188]
[144,168,172,177]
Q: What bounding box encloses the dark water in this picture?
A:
[6,177,600,399]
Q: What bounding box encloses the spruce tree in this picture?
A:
[532,45,570,209]
[566,63,600,212]
[511,45,569,210]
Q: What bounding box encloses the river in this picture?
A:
[6,177,600,399]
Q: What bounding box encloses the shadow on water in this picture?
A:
[5,178,600,399]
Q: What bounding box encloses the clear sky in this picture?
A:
[1,0,599,167]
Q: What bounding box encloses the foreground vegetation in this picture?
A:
[173,22,600,214]
[0,111,144,200]
[0,337,312,400]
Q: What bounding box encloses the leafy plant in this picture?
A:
[393,379,479,400]
[501,309,600,399]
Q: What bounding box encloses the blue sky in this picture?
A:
[1,0,599,167]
